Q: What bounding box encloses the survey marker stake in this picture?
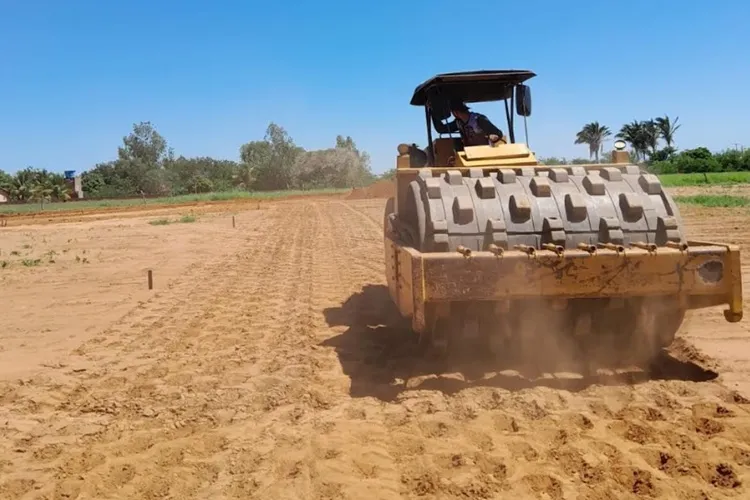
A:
[148,270,153,290]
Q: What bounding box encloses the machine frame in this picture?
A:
[384,69,743,363]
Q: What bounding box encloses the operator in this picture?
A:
[432,100,506,147]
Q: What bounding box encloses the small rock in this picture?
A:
[141,408,158,418]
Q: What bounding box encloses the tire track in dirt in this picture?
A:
[317,200,750,499]
[329,200,389,282]
[0,200,393,499]
[247,199,405,499]
[201,200,405,499]
[0,205,300,499]
[334,199,383,236]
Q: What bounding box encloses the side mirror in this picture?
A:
[515,85,532,117]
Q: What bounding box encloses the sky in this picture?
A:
[1,0,749,176]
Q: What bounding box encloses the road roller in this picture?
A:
[383,69,743,368]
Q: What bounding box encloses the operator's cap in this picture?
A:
[448,99,469,112]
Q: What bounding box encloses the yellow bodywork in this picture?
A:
[385,141,744,339]
[390,68,744,357]
[385,237,743,335]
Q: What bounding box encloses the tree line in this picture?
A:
[0,121,379,203]
[83,121,380,198]
[0,168,73,207]
[3,116,748,205]
[572,116,750,173]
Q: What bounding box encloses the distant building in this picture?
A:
[0,188,9,203]
[64,170,84,199]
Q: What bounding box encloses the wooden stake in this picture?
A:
[232,216,236,228]
[147,269,153,290]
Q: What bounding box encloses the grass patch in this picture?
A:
[658,171,750,187]
[148,214,197,226]
[0,188,349,215]
[21,258,41,267]
[674,194,750,208]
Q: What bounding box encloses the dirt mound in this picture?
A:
[347,179,395,200]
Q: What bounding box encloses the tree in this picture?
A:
[7,168,40,202]
[239,123,305,191]
[378,168,396,179]
[50,183,72,202]
[165,156,241,194]
[655,115,680,148]
[6,119,376,203]
[334,135,374,186]
[0,167,71,207]
[106,121,175,196]
[616,121,650,162]
[574,122,612,162]
[538,157,568,165]
[335,135,357,151]
[239,140,271,189]
[264,123,304,189]
[294,146,374,189]
[642,120,661,157]
[650,146,676,162]
[118,121,171,167]
[615,118,675,162]
[0,169,12,189]
[31,180,53,210]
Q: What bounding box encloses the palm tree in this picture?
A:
[50,183,72,202]
[654,115,681,148]
[616,121,650,162]
[8,169,36,202]
[31,180,53,210]
[642,120,661,157]
[574,122,612,162]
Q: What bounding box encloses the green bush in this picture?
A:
[650,147,750,174]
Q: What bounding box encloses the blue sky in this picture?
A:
[1,0,748,176]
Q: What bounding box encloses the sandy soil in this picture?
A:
[0,192,347,228]
[667,183,750,197]
[0,192,749,499]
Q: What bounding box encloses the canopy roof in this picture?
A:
[410,70,536,106]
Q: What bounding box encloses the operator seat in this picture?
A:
[426,95,464,166]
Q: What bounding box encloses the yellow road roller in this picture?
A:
[383,69,743,368]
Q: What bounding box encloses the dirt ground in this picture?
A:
[0,192,348,229]
[1,188,749,500]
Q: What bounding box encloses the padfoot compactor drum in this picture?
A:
[383,70,743,368]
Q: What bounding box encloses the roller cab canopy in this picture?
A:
[409,70,536,107]
[411,69,536,145]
